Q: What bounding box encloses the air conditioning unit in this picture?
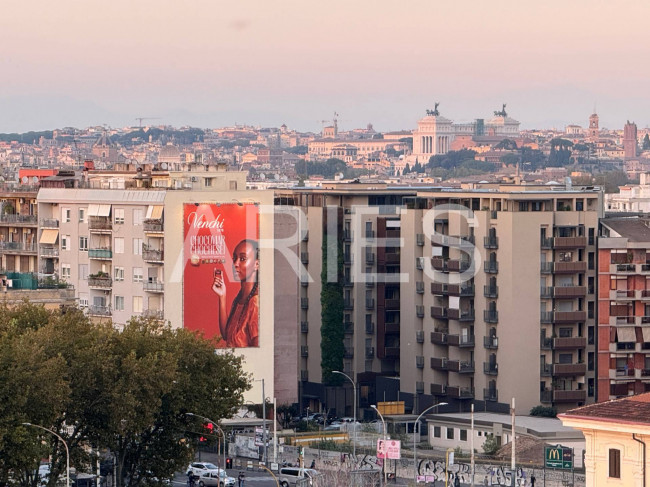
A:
[191,176,198,182]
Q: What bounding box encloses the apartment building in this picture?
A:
[597,216,650,402]
[280,182,602,417]
[0,186,38,274]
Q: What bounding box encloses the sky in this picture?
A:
[1,0,650,133]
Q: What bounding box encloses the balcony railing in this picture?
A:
[554,261,587,273]
[143,220,164,233]
[447,259,470,272]
[541,363,553,376]
[484,236,499,249]
[365,347,375,358]
[484,310,498,323]
[484,388,498,402]
[431,331,448,345]
[344,348,354,359]
[416,305,424,318]
[540,389,553,403]
[431,383,446,395]
[365,321,375,333]
[343,321,354,334]
[301,321,309,333]
[540,336,553,350]
[484,336,498,349]
[448,284,474,296]
[89,217,112,232]
[431,306,448,320]
[343,299,354,310]
[0,242,37,252]
[553,389,587,402]
[40,247,59,257]
[143,281,164,292]
[431,282,447,295]
[301,298,309,309]
[553,237,587,249]
[88,248,112,259]
[40,218,59,228]
[448,309,474,321]
[446,386,474,399]
[553,363,587,376]
[484,285,498,298]
[483,361,499,375]
[384,347,400,358]
[484,261,498,273]
[88,305,112,317]
[0,214,37,224]
[553,337,587,349]
[448,334,475,347]
[142,247,164,262]
[553,286,587,298]
[142,309,164,320]
[365,298,375,309]
[430,357,448,370]
[88,277,112,288]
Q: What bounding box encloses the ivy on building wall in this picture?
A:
[320,208,344,386]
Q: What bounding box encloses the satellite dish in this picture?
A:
[161,162,168,169]
[21,176,29,184]
[274,174,279,180]
[32,176,39,183]
[259,173,266,180]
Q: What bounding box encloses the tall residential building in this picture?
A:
[0,187,38,273]
[279,182,602,416]
[597,217,650,402]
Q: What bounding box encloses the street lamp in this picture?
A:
[371,405,387,487]
[22,423,69,487]
[255,378,268,465]
[186,413,226,470]
[413,402,447,485]
[332,370,356,459]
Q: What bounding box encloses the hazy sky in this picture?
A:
[2,0,650,133]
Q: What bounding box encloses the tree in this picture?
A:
[530,406,557,418]
[0,304,251,487]
[494,139,518,150]
[482,434,499,455]
[643,134,650,151]
[402,163,411,174]
[593,170,628,193]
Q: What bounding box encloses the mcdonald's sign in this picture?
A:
[545,444,573,469]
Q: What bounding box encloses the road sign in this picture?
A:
[545,444,573,469]
[377,439,401,459]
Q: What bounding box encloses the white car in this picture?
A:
[186,462,220,477]
[197,470,235,487]
[277,467,319,487]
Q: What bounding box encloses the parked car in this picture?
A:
[197,470,235,487]
[277,467,319,487]
[186,463,220,477]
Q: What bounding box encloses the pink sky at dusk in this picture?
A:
[1,0,649,132]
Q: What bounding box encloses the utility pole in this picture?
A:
[471,403,475,486]
[262,378,268,465]
[511,397,516,487]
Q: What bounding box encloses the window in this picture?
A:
[114,208,125,224]
[78,264,88,280]
[79,208,86,223]
[133,267,143,282]
[114,267,124,282]
[204,178,212,187]
[133,238,143,255]
[433,426,441,438]
[460,429,467,441]
[114,237,124,254]
[609,448,620,478]
[114,296,125,311]
[519,201,528,212]
[133,209,143,226]
[446,428,454,440]
[133,296,143,313]
[61,235,70,251]
[79,236,88,251]
[62,208,71,223]
[576,200,584,211]
[61,264,71,279]
[229,181,238,190]
[559,353,573,364]
[79,293,89,308]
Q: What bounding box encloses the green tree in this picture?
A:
[482,433,499,455]
[643,134,650,151]
[530,406,557,418]
[494,139,518,150]
[593,170,628,193]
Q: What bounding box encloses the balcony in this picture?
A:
[484,336,498,349]
[300,370,309,382]
[611,289,638,300]
[0,214,37,225]
[301,346,309,357]
[416,330,424,343]
[484,362,499,375]
[88,277,112,289]
[553,237,587,249]
[343,229,353,241]
[484,310,498,323]
[431,331,448,345]
[541,237,553,249]
[142,247,164,263]
[553,261,587,273]
[40,218,59,228]
[416,305,424,318]
[365,321,375,334]
[416,234,425,246]
[484,236,499,249]
[143,281,164,293]
[431,257,446,271]
[553,389,587,403]
[343,298,354,310]
[142,309,164,320]
[431,383,446,395]
[458,361,475,373]
[416,257,424,270]
[89,217,112,233]
[446,386,474,399]
[448,284,474,296]
[431,306,448,320]
[540,336,553,350]
[301,298,309,309]
[553,286,587,298]
[416,381,425,393]
[384,347,400,358]
[484,261,498,273]
[301,252,309,264]
[385,253,401,265]
[540,389,553,403]
[88,248,112,260]
[447,259,470,272]
[343,253,353,264]
[343,347,354,359]
[365,253,375,264]
[484,285,498,298]
[88,305,112,317]
[553,337,587,349]
[484,388,498,402]
[541,363,553,376]
[365,298,375,310]
[553,363,587,376]
[143,219,164,234]
[614,263,636,273]
[343,321,354,334]
[448,334,475,347]
[301,321,309,333]
[540,262,553,274]
[553,311,587,323]
[385,298,400,310]
[0,242,37,253]
[448,308,474,321]
[431,283,448,295]
[365,347,375,358]
[416,281,424,294]
[430,357,448,370]
[40,247,59,257]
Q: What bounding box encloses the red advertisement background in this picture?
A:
[183,203,259,347]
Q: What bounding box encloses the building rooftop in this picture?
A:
[601,217,650,242]
[561,392,650,425]
[431,412,579,437]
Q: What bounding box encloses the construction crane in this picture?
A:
[135,117,161,128]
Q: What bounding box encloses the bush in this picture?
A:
[482,434,499,455]
[530,405,557,418]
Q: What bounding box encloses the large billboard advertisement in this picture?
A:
[183,203,259,348]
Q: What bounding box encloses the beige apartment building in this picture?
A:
[0,186,38,273]
[277,182,602,417]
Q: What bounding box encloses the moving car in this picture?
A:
[277,467,319,487]
[186,463,220,477]
[197,470,235,487]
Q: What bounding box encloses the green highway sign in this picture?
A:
[545,445,573,469]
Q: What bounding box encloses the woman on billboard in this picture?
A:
[211,239,259,347]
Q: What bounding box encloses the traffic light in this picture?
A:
[200,422,214,443]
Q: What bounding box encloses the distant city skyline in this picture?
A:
[2,0,650,133]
